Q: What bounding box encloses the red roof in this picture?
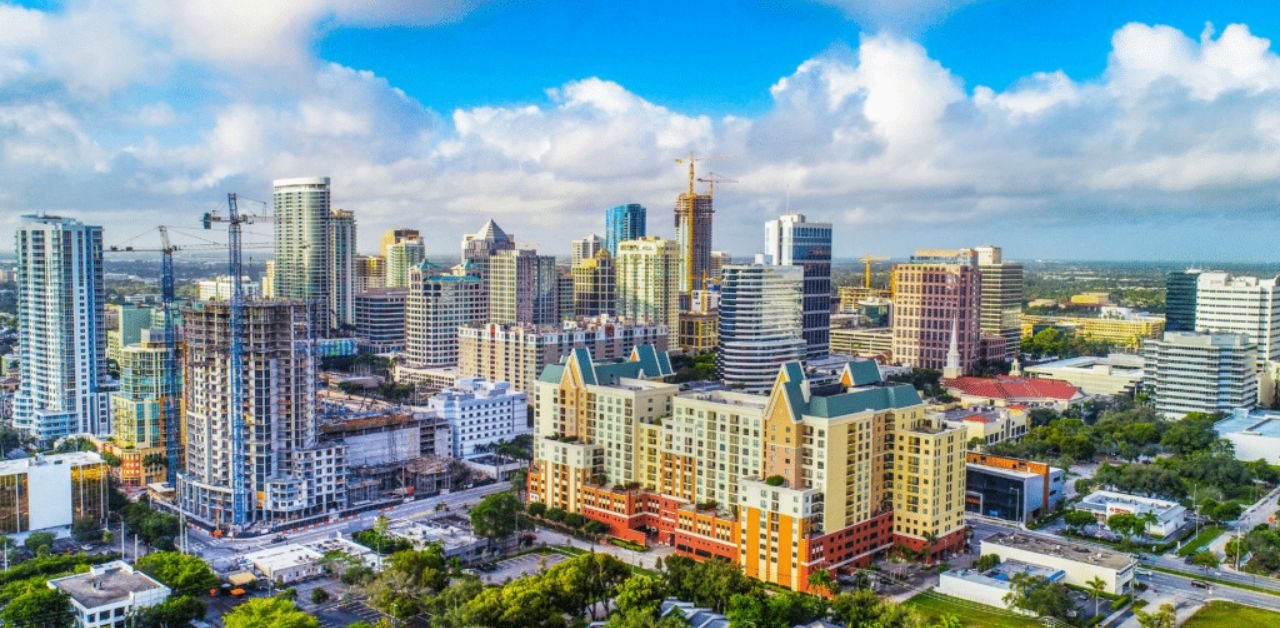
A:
[945,376,1080,402]
[962,414,997,424]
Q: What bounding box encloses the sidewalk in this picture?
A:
[1206,486,1280,557]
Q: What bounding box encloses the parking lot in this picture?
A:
[482,552,567,584]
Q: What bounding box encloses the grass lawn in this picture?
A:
[1184,601,1280,627]
[1176,527,1225,557]
[904,592,1041,628]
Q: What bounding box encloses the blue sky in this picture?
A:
[3,0,1280,261]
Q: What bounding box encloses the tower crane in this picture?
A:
[696,172,737,197]
[859,254,890,289]
[202,194,273,529]
[674,152,731,195]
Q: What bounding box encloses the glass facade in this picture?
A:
[0,474,29,535]
[605,204,646,258]
[1166,270,1201,332]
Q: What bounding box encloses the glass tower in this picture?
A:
[605,203,646,258]
[764,214,832,359]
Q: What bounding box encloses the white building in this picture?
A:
[13,214,111,442]
[982,531,1137,594]
[1195,272,1280,365]
[937,560,1063,612]
[1144,332,1258,416]
[0,451,107,535]
[1215,408,1280,465]
[717,262,805,391]
[49,561,170,628]
[245,544,326,584]
[1075,490,1186,537]
[1024,354,1146,397]
[196,276,261,301]
[427,377,529,458]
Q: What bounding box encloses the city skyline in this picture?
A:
[3,2,1280,260]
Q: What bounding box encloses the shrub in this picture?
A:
[310,588,330,604]
[765,476,785,487]
[563,513,585,528]
[545,507,566,522]
[527,502,546,517]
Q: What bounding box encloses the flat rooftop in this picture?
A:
[1077,490,1184,518]
[947,558,1063,587]
[967,463,1040,480]
[1217,409,1280,438]
[245,544,324,571]
[0,451,101,475]
[984,531,1136,571]
[50,561,167,609]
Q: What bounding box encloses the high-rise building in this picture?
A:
[13,214,110,443]
[273,177,332,324]
[975,245,1023,360]
[570,234,604,267]
[354,289,408,353]
[106,303,154,364]
[1145,332,1258,416]
[107,330,178,487]
[405,263,486,367]
[1193,272,1280,366]
[528,354,966,593]
[328,209,357,326]
[764,214,832,358]
[572,249,615,318]
[261,260,275,298]
[426,378,530,458]
[460,219,516,282]
[385,237,426,289]
[356,255,387,292]
[457,317,669,394]
[674,179,714,293]
[1165,269,1203,332]
[677,290,718,354]
[380,228,421,258]
[180,301,346,529]
[616,237,681,327]
[709,250,731,282]
[718,263,805,391]
[891,249,982,374]
[557,270,575,323]
[605,203,646,258]
[196,277,260,302]
[489,249,558,326]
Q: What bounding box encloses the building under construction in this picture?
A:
[317,411,454,504]
[674,189,714,294]
[179,300,347,530]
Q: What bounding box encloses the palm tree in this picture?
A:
[808,569,839,597]
[1086,576,1107,617]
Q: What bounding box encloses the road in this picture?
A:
[534,528,675,571]
[186,482,510,562]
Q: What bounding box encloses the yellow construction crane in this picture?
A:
[674,152,731,195]
[697,172,737,197]
[860,254,889,289]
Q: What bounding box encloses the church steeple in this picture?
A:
[943,317,962,379]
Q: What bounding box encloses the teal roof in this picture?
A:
[779,362,808,422]
[845,360,881,386]
[806,384,922,418]
[538,364,565,383]
[630,344,674,379]
[536,344,675,386]
[571,347,596,385]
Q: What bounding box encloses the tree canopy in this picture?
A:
[223,597,318,628]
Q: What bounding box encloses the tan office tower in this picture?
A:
[489,249,558,326]
[616,237,681,327]
[356,255,386,292]
[570,234,604,267]
[380,228,421,258]
[405,263,486,367]
[460,219,516,282]
[572,249,615,318]
[179,301,346,529]
[891,249,982,374]
[975,245,1023,360]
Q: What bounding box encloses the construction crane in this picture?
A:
[696,172,737,197]
[201,194,272,530]
[674,152,731,196]
[860,254,890,289]
[673,153,731,293]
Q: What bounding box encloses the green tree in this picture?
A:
[1003,572,1072,620]
[1134,602,1177,628]
[1086,576,1107,617]
[136,551,220,597]
[22,531,54,553]
[527,502,546,518]
[310,587,330,604]
[1107,513,1144,540]
[2,587,73,627]
[807,568,839,596]
[131,595,208,628]
[426,575,485,628]
[224,597,318,628]
[71,517,102,543]
[1190,549,1220,569]
[470,491,524,545]
[1064,510,1096,533]
[975,554,1002,572]
[614,574,666,617]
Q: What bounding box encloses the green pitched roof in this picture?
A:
[806,384,922,418]
[845,360,882,386]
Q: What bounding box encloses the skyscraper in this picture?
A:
[13,214,110,443]
[1194,272,1280,366]
[764,213,832,358]
[675,181,714,294]
[1166,269,1203,332]
[180,301,346,529]
[489,249,558,326]
[975,245,1023,360]
[272,177,332,326]
[891,249,982,374]
[460,219,516,282]
[570,234,603,267]
[328,209,357,326]
[717,262,805,390]
[385,237,426,289]
[109,330,178,487]
[604,203,646,257]
[405,263,486,367]
[616,237,681,327]
[572,249,616,318]
[380,228,421,258]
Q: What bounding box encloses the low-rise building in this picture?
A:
[944,376,1083,409]
[982,531,1137,594]
[49,561,170,628]
[829,326,892,359]
[427,378,530,458]
[940,405,1029,448]
[394,364,465,394]
[1074,490,1186,538]
[0,451,107,534]
[389,517,490,563]
[245,544,326,584]
[937,560,1064,612]
[1021,310,1164,350]
[1215,408,1280,465]
[1023,354,1146,397]
[964,453,1064,524]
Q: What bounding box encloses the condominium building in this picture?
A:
[1165,269,1202,332]
[1144,331,1258,416]
[272,177,334,327]
[674,183,714,293]
[195,276,261,302]
[975,246,1023,359]
[405,264,486,367]
[460,219,516,282]
[570,234,604,267]
[457,317,670,394]
[356,255,386,292]
[180,301,346,529]
[328,209,357,326]
[0,452,107,534]
[571,249,616,318]
[106,303,154,364]
[1194,272,1280,365]
[107,330,180,487]
[616,237,681,327]
[380,228,421,258]
[891,249,982,373]
[718,263,806,391]
[765,214,833,358]
[489,249,558,326]
[385,238,426,289]
[528,355,967,593]
[426,377,530,458]
[13,214,111,442]
[354,289,408,353]
[604,203,646,258]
